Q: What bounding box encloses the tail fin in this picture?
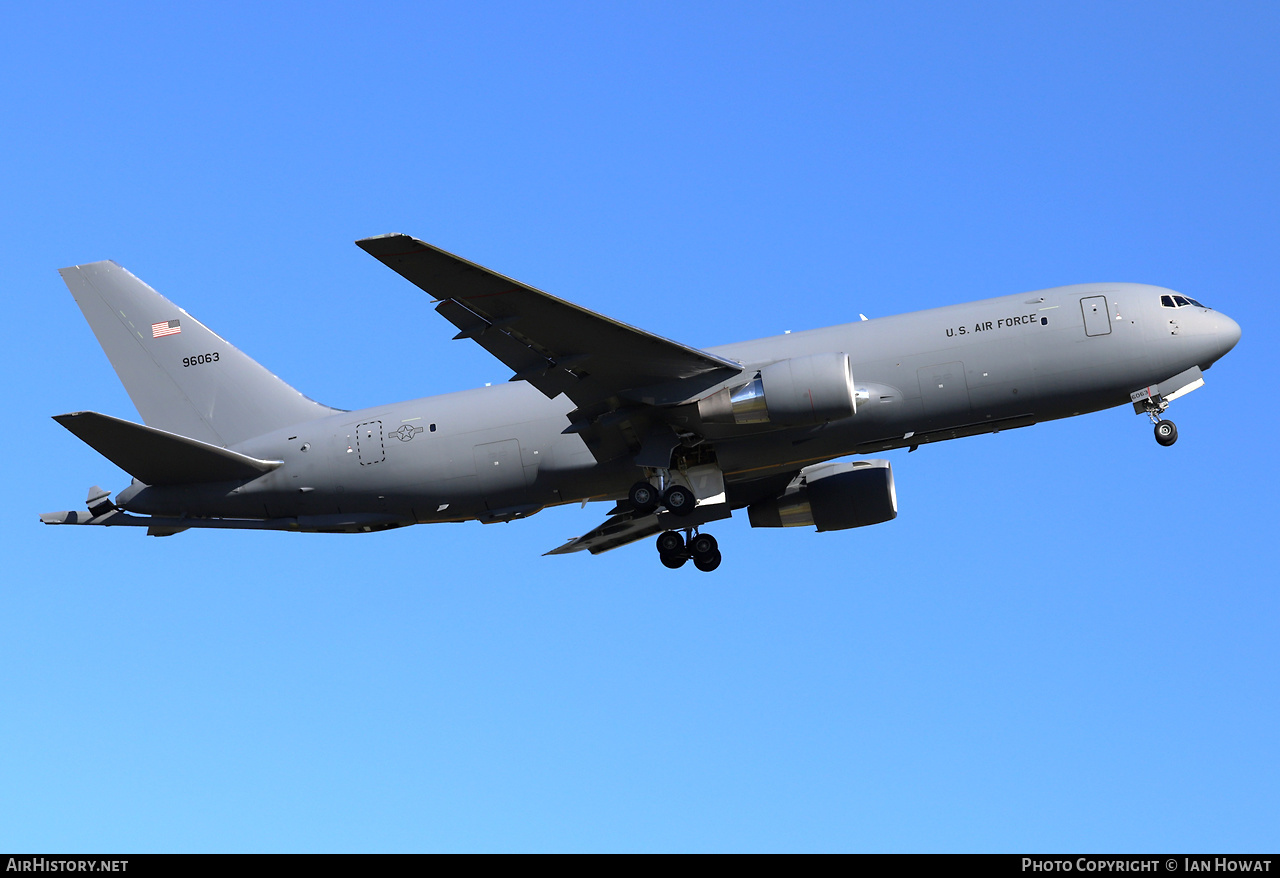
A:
[59,261,337,446]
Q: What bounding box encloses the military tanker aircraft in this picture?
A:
[42,235,1241,571]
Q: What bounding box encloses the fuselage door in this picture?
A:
[356,420,385,465]
[917,362,972,424]
[1081,296,1112,337]
[475,439,529,496]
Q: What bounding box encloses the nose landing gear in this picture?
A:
[1132,366,1207,447]
[656,528,721,572]
[1136,397,1178,447]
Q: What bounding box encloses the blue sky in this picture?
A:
[3,1,1277,852]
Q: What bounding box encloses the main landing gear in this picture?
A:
[630,477,719,570]
[655,529,722,572]
[629,480,695,516]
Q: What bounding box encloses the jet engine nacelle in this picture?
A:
[747,459,897,532]
[699,352,856,427]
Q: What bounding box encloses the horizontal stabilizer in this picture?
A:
[53,411,281,486]
[40,507,411,534]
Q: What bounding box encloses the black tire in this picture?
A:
[693,549,722,572]
[660,553,688,569]
[656,531,685,554]
[663,484,696,516]
[1154,419,1178,447]
[629,480,659,513]
[689,533,718,558]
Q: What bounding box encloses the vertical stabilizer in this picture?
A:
[59,261,337,446]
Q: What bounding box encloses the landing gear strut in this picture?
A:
[656,527,721,572]
[632,464,721,569]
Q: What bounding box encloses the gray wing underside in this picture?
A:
[545,510,668,555]
[356,234,742,415]
[546,501,734,555]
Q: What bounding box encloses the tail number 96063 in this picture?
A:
[183,352,220,367]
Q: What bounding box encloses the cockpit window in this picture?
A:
[1161,294,1211,309]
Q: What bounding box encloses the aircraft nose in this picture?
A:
[1215,311,1242,356]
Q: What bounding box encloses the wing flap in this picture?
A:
[546,511,667,555]
[546,501,734,555]
[434,298,582,399]
[53,411,282,486]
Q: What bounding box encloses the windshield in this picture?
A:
[1161,294,1210,309]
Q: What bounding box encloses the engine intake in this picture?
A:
[748,459,897,532]
[699,352,856,427]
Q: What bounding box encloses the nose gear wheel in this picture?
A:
[1154,419,1178,446]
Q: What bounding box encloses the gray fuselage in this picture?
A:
[117,282,1241,526]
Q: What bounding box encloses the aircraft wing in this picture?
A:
[546,501,733,555]
[356,234,743,415]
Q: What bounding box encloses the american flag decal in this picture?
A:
[151,319,181,338]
